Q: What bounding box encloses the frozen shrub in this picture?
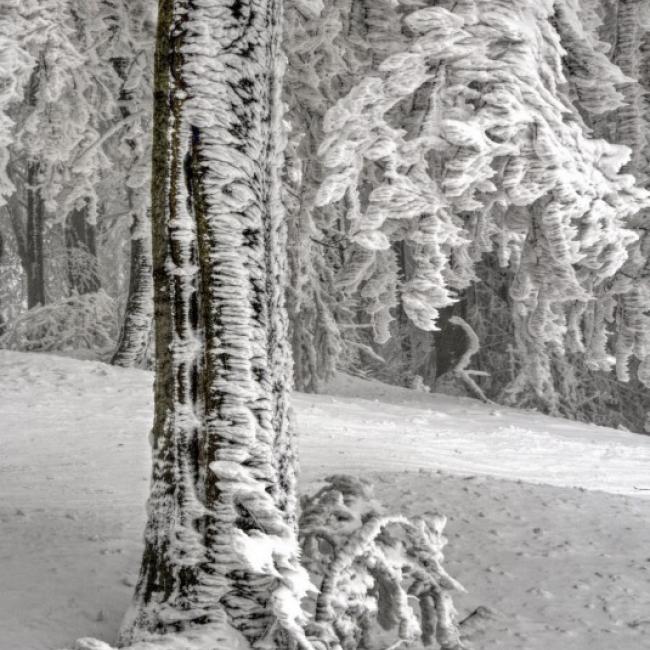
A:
[300,475,467,650]
[0,289,118,357]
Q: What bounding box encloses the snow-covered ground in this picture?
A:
[1,351,650,650]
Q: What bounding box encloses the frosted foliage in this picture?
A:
[0,233,23,327]
[299,476,466,650]
[317,0,650,397]
[554,0,629,115]
[0,2,34,206]
[314,5,471,332]
[595,0,650,388]
[563,0,650,391]
[0,290,118,356]
[13,1,117,220]
[283,0,408,384]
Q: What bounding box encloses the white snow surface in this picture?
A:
[1,351,650,649]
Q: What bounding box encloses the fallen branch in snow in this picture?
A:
[448,316,496,405]
[459,606,501,638]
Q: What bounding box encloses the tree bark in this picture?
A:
[4,163,46,310]
[121,0,300,645]
[25,160,45,308]
[110,6,155,369]
[111,200,153,367]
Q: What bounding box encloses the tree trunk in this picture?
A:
[5,162,46,310]
[25,160,45,308]
[109,7,155,369]
[20,60,47,309]
[111,196,153,368]
[65,199,100,295]
[120,0,301,645]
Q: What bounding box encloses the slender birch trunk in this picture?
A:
[121,0,301,645]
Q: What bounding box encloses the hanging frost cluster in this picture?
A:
[316,0,650,400]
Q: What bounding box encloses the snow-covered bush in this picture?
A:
[0,289,118,357]
[63,475,467,650]
[300,475,467,650]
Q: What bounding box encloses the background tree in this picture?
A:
[315,0,650,421]
[1,0,649,434]
[107,0,155,368]
[0,0,134,358]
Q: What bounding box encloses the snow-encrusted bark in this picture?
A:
[25,159,46,308]
[109,0,154,368]
[111,203,152,367]
[121,0,306,646]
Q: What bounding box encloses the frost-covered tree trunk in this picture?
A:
[21,58,46,309]
[121,0,305,645]
[110,5,154,369]
[25,160,45,308]
[111,200,152,367]
[5,163,44,311]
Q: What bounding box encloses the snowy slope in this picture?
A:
[298,374,650,495]
[1,351,649,650]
